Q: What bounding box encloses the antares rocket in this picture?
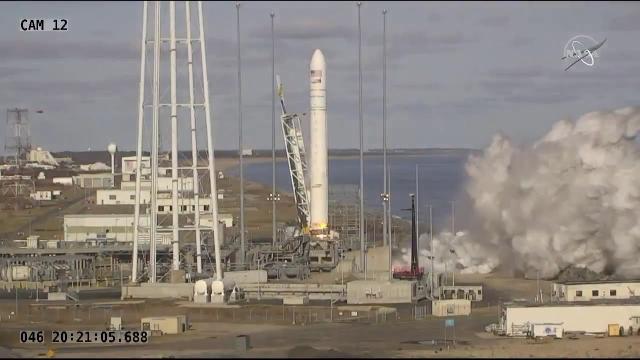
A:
[309,49,328,232]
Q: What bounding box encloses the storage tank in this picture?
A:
[11,265,31,281]
[194,278,213,296]
[211,279,235,296]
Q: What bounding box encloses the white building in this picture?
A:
[121,156,151,181]
[79,162,111,172]
[63,213,228,243]
[552,280,640,302]
[64,214,160,243]
[96,189,213,214]
[502,302,640,335]
[346,280,424,304]
[73,173,114,188]
[30,190,52,201]
[119,177,194,192]
[52,177,73,186]
[28,146,59,166]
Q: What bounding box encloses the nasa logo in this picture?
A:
[562,35,606,71]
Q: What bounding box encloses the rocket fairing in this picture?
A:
[309,49,328,231]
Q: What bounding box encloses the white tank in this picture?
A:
[211,279,236,296]
[309,49,328,231]
[194,278,213,296]
[11,266,31,281]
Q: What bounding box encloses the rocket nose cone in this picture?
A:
[310,49,326,69]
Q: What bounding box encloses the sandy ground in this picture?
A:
[2,274,639,358]
[5,309,640,358]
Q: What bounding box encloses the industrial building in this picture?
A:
[73,173,114,188]
[121,155,151,179]
[63,213,228,244]
[552,280,640,302]
[96,190,211,212]
[501,301,640,336]
[346,280,426,304]
[432,299,472,316]
[141,315,188,335]
[64,214,157,243]
[28,146,59,166]
[52,177,73,186]
[439,285,483,301]
[118,177,194,192]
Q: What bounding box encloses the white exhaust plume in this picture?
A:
[447,106,640,279]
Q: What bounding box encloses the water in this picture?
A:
[228,152,472,229]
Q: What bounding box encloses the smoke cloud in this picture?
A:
[441,107,640,279]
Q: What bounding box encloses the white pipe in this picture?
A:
[169,1,180,271]
[236,1,245,267]
[198,1,223,280]
[357,2,364,271]
[150,0,161,283]
[185,1,202,274]
[132,0,148,283]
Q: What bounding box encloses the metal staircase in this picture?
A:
[277,75,310,231]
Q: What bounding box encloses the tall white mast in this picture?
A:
[150,0,161,282]
[185,1,202,274]
[198,0,223,280]
[131,0,148,283]
[169,1,180,271]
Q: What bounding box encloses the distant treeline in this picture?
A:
[4,147,479,165]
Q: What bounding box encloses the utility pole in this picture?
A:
[415,165,419,252]
[357,1,365,275]
[450,201,455,234]
[382,8,391,281]
[236,1,245,268]
[450,201,455,288]
[429,204,434,297]
[270,11,277,248]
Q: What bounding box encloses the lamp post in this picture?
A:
[270,11,277,249]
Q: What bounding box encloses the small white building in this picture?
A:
[241,149,253,156]
[502,302,640,335]
[552,280,640,302]
[140,315,188,335]
[52,177,73,186]
[121,156,151,175]
[79,162,111,172]
[30,190,52,201]
[432,299,472,316]
[73,173,114,188]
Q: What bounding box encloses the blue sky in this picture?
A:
[1,1,639,152]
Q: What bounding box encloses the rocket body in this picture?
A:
[309,49,328,231]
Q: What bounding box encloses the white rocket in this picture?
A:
[309,49,328,232]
